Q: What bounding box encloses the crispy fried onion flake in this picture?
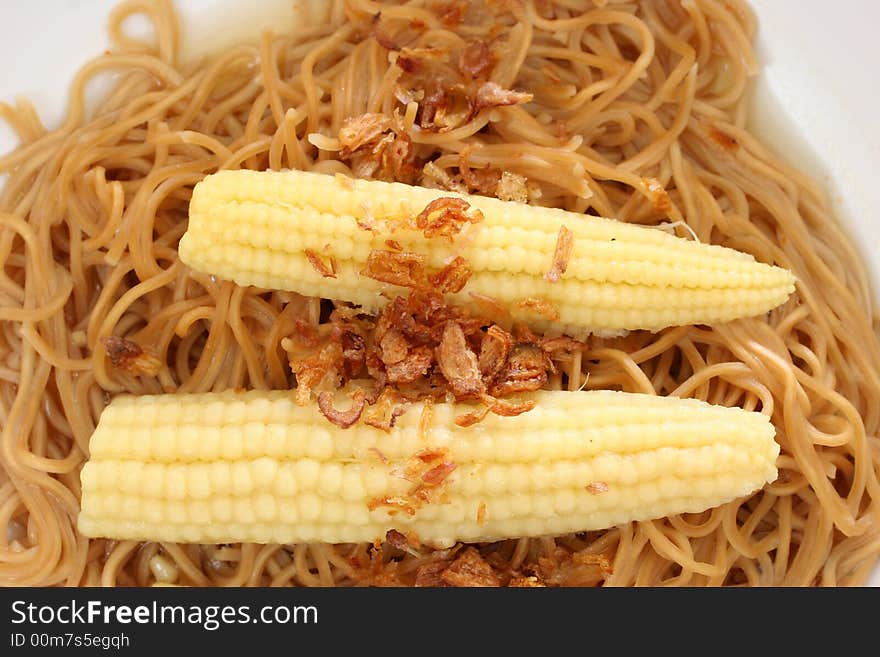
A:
[101,336,162,376]
[415,197,483,240]
[368,447,457,516]
[284,282,584,430]
[284,199,588,431]
[545,225,573,283]
[335,112,417,182]
[357,540,612,587]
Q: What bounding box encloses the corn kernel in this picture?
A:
[79,389,779,546]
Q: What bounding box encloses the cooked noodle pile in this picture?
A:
[2,0,879,586]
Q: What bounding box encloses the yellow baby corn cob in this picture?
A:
[78,390,779,547]
[178,170,795,335]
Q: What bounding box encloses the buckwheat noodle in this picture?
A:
[2,0,879,586]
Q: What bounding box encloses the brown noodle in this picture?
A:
[1,0,879,586]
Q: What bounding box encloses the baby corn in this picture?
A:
[78,390,779,547]
[178,170,795,335]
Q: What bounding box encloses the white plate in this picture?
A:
[1,1,878,585]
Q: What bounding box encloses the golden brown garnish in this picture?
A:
[423,148,531,203]
[481,394,536,417]
[468,291,511,321]
[495,171,530,203]
[433,0,469,27]
[396,55,421,74]
[454,404,491,428]
[362,388,410,432]
[338,113,392,158]
[289,319,320,348]
[375,294,433,345]
[413,559,451,587]
[420,161,467,194]
[371,447,457,516]
[400,449,456,489]
[337,328,367,378]
[385,528,410,551]
[286,204,560,428]
[385,346,433,383]
[354,540,611,588]
[515,297,561,321]
[417,81,467,132]
[490,343,553,396]
[474,82,533,112]
[545,225,573,283]
[414,197,483,240]
[283,276,558,428]
[417,397,434,442]
[288,341,343,405]
[101,336,162,376]
[358,197,483,245]
[540,335,589,354]
[391,28,529,133]
[422,460,457,485]
[454,392,535,426]
[304,248,337,278]
[436,321,485,398]
[429,256,472,294]
[356,216,379,234]
[317,389,367,429]
[367,495,418,516]
[336,112,417,182]
[458,40,494,80]
[440,547,501,587]
[398,46,447,67]
[349,542,406,587]
[383,529,422,557]
[459,146,502,196]
[379,132,417,182]
[362,250,426,288]
[478,324,514,382]
[508,575,545,587]
[533,550,613,587]
[377,328,408,366]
